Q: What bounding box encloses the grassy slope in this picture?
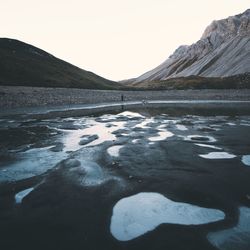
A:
[0,38,119,90]
[125,73,250,90]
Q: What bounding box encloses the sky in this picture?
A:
[0,0,249,81]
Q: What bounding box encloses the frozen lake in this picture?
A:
[0,102,250,250]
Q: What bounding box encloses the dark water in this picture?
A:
[0,103,250,250]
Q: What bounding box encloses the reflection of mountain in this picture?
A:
[0,38,118,89]
[134,9,250,84]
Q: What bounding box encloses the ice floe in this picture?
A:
[207,207,250,250]
[107,145,124,157]
[110,192,225,241]
[199,152,236,159]
[241,155,250,166]
[15,187,34,204]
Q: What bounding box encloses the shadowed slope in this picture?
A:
[0,38,119,90]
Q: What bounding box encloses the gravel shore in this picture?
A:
[1,85,250,109]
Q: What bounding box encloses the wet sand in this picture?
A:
[1,85,250,109]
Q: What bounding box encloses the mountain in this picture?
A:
[0,38,118,89]
[128,73,250,90]
[133,9,250,84]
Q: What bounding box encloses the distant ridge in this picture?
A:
[132,9,250,85]
[0,38,118,89]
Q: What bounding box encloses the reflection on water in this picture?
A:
[62,120,126,152]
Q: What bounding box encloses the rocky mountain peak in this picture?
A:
[133,9,250,83]
[201,9,250,44]
[171,9,250,61]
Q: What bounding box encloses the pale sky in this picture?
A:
[0,0,249,81]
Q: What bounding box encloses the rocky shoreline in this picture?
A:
[1,86,250,109]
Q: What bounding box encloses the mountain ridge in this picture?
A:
[133,9,250,84]
[0,38,119,90]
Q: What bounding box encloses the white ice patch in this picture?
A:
[196,144,222,150]
[148,131,174,142]
[207,207,250,250]
[15,187,34,204]
[199,152,236,159]
[107,145,123,157]
[241,155,250,166]
[176,124,188,131]
[110,192,225,241]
